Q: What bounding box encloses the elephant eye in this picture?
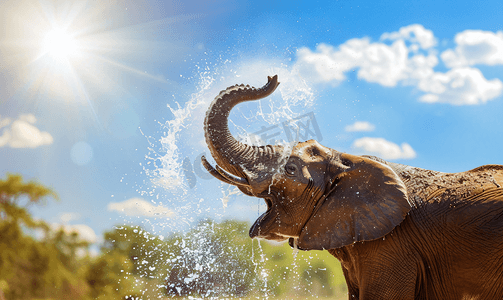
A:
[285,164,298,176]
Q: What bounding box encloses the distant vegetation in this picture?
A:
[0,174,347,299]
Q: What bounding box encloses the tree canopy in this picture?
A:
[0,174,91,300]
[0,174,347,299]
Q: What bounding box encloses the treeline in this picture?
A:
[0,174,347,299]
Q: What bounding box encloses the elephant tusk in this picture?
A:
[201,155,250,187]
[215,164,250,187]
[201,155,234,185]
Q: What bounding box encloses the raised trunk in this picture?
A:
[203,75,285,191]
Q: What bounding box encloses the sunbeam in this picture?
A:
[1,0,185,115]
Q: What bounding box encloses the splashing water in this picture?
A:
[220,185,242,212]
[144,58,315,197]
[292,237,299,260]
[136,57,317,235]
[143,72,214,193]
[123,57,331,298]
[256,239,270,299]
[291,238,302,293]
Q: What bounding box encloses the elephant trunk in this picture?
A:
[203,75,285,192]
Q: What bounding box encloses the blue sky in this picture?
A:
[1,0,503,251]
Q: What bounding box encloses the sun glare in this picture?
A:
[42,28,79,61]
[7,0,170,106]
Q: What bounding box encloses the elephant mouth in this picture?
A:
[263,195,273,211]
[258,191,275,212]
[248,193,282,240]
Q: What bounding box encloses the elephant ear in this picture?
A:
[297,153,412,250]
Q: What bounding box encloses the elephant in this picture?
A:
[201,75,503,299]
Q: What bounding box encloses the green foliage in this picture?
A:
[86,225,166,299]
[0,174,57,228]
[86,251,139,299]
[250,239,347,299]
[0,174,57,205]
[0,174,89,300]
[92,220,347,299]
[0,173,349,299]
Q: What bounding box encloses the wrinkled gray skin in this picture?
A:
[202,75,503,300]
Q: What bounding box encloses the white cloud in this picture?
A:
[51,223,98,243]
[295,38,410,87]
[59,212,81,223]
[0,117,11,129]
[108,197,174,218]
[294,24,503,105]
[344,121,375,132]
[0,114,53,148]
[295,24,437,87]
[380,24,437,50]
[417,67,503,105]
[345,121,376,132]
[441,30,503,68]
[352,137,416,160]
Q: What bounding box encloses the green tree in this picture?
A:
[86,225,167,299]
[0,173,57,228]
[88,218,347,299]
[0,174,90,300]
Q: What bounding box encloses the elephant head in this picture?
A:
[202,75,413,250]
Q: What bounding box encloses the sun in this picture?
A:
[5,0,171,107]
[42,28,80,61]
